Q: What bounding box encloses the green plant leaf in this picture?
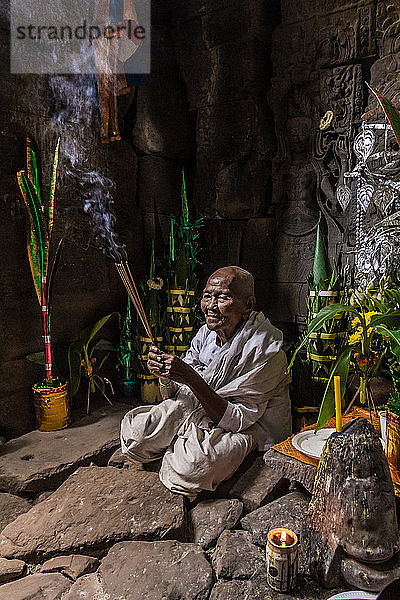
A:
[315,345,353,432]
[367,84,400,148]
[26,351,45,365]
[375,325,400,362]
[369,312,400,329]
[289,304,358,370]
[93,339,118,351]
[97,352,110,373]
[86,312,119,348]
[68,342,82,398]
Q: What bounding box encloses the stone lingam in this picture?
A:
[306,417,400,592]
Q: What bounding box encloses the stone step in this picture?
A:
[0,465,186,562]
[0,404,128,494]
[63,541,214,600]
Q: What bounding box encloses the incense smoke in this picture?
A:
[49,72,127,262]
[81,171,127,262]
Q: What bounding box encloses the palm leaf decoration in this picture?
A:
[17,170,47,302]
[367,83,400,148]
[312,223,331,290]
[17,137,62,381]
[168,169,203,290]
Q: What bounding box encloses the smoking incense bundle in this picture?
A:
[115,261,155,345]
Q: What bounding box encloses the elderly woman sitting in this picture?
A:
[121,266,291,499]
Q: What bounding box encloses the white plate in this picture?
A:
[291,429,385,460]
[326,592,377,600]
[291,428,336,459]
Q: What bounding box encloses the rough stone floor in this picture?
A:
[0,402,348,600]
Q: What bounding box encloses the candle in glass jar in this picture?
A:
[266,528,298,592]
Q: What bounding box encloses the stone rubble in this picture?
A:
[227,455,289,512]
[0,412,353,599]
[0,572,71,600]
[0,493,31,532]
[0,557,26,584]
[0,465,186,562]
[39,554,99,580]
[74,540,215,600]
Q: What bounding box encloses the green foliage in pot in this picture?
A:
[388,390,400,419]
[290,289,400,431]
[68,312,120,413]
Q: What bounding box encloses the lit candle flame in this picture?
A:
[280,530,287,547]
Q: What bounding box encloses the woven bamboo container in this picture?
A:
[136,335,163,403]
[308,290,346,382]
[165,289,195,357]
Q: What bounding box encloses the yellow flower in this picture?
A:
[349,330,362,345]
[351,316,360,328]
[364,311,379,326]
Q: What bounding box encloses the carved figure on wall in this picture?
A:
[318,19,354,67]
[273,87,344,307]
[280,116,320,238]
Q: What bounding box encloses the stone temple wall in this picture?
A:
[269,0,400,330]
[1,0,400,437]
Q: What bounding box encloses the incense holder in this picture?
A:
[32,380,69,431]
[116,379,140,405]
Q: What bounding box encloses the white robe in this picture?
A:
[120,311,292,497]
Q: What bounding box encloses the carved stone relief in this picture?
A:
[270,0,400,320]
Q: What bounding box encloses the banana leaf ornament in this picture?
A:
[17,137,62,381]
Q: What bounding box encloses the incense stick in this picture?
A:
[115,261,155,345]
[116,264,149,333]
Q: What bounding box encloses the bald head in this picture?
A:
[201,266,256,342]
[207,266,255,299]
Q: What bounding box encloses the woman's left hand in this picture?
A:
[147,346,193,384]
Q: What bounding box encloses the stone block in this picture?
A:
[0,573,71,600]
[200,220,247,275]
[228,455,289,512]
[0,557,26,584]
[40,554,99,580]
[241,218,276,282]
[65,540,214,600]
[0,493,31,532]
[215,158,273,219]
[263,449,317,494]
[212,530,265,580]
[0,466,186,562]
[0,404,128,494]
[137,156,183,215]
[61,573,103,599]
[240,491,309,573]
[132,34,193,159]
[189,499,243,549]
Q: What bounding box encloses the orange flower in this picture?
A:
[369,352,379,366]
[354,353,368,367]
